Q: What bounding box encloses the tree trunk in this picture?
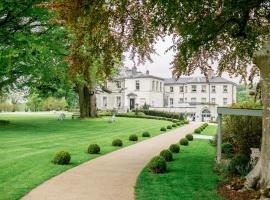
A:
[245,40,270,199]
[78,84,97,118]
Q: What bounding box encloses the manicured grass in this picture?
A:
[0,114,172,200]
[135,140,222,200]
[201,124,217,136]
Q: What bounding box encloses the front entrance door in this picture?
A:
[202,109,211,122]
[130,98,135,110]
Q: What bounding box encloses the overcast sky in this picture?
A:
[123,36,251,84]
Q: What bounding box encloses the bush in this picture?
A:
[142,109,181,119]
[169,144,180,153]
[221,142,234,154]
[172,119,178,123]
[176,122,181,126]
[0,120,10,125]
[172,123,177,127]
[142,131,150,137]
[87,144,100,154]
[129,134,138,141]
[179,138,189,146]
[52,151,71,165]
[228,154,250,175]
[223,102,262,156]
[112,139,123,147]
[160,149,173,162]
[167,125,172,129]
[160,127,166,131]
[194,128,201,134]
[147,156,167,173]
[185,134,193,141]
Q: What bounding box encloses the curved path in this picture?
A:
[22,122,201,200]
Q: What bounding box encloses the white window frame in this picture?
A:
[211,98,216,104]
[179,86,184,93]
[223,85,228,93]
[169,98,174,106]
[211,85,216,93]
[201,98,206,103]
[223,98,228,105]
[201,85,206,93]
[191,85,197,92]
[191,97,196,103]
[116,96,121,108]
[170,86,174,93]
[102,96,108,107]
[179,98,184,103]
[135,80,140,91]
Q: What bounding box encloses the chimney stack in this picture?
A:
[132,66,137,75]
[207,68,214,79]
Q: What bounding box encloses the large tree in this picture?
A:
[145,0,269,198]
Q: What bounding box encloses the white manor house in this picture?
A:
[96,67,237,122]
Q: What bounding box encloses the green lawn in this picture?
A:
[0,114,172,200]
[201,124,217,136]
[135,139,222,200]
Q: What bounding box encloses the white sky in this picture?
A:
[123,36,250,84]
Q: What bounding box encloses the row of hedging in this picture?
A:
[138,109,185,120]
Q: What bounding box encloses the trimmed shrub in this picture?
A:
[185,134,193,141]
[112,139,123,147]
[179,138,189,146]
[52,151,71,165]
[221,142,234,154]
[169,144,180,153]
[129,134,138,141]
[147,156,167,173]
[160,149,173,162]
[172,119,178,123]
[87,144,100,154]
[0,120,10,125]
[172,123,177,127]
[160,127,166,131]
[167,125,172,129]
[228,154,250,175]
[142,131,150,137]
[194,128,201,134]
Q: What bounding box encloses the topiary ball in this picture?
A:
[169,144,180,153]
[180,138,189,146]
[160,149,173,162]
[176,122,181,126]
[87,144,100,154]
[185,134,193,141]
[160,127,166,131]
[172,123,177,127]
[142,131,150,137]
[147,156,167,173]
[112,139,123,147]
[129,134,138,141]
[194,128,201,134]
[52,151,71,165]
[167,125,172,129]
[222,142,234,154]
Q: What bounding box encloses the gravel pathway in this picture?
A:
[22,122,201,200]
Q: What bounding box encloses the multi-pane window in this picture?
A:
[116,96,121,107]
[211,98,216,104]
[103,96,107,107]
[223,85,228,93]
[170,86,174,92]
[179,86,184,93]
[116,81,121,88]
[223,98,228,105]
[160,82,162,91]
[201,98,206,103]
[191,97,196,103]
[179,98,184,103]
[156,81,158,91]
[191,85,197,92]
[185,86,188,93]
[152,81,155,91]
[201,85,206,93]
[211,85,216,93]
[169,98,174,106]
[135,80,140,90]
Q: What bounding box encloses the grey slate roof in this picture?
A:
[164,76,237,85]
[114,69,164,81]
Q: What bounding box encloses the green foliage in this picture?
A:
[180,138,189,146]
[167,125,172,129]
[87,144,100,154]
[160,149,173,162]
[221,143,234,155]
[0,120,10,125]
[223,102,262,156]
[172,123,177,127]
[52,151,71,165]
[169,144,180,153]
[185,134,193,141]
[141,110,183,120]
[160,127,166,131]
[112,139,123,147]
[228,154,250,175]
[142,131,150,137]
[147,156,167,173]
[129,134,138,141]
[194,128,201,134]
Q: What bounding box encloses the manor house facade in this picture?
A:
[96,67,237,122]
